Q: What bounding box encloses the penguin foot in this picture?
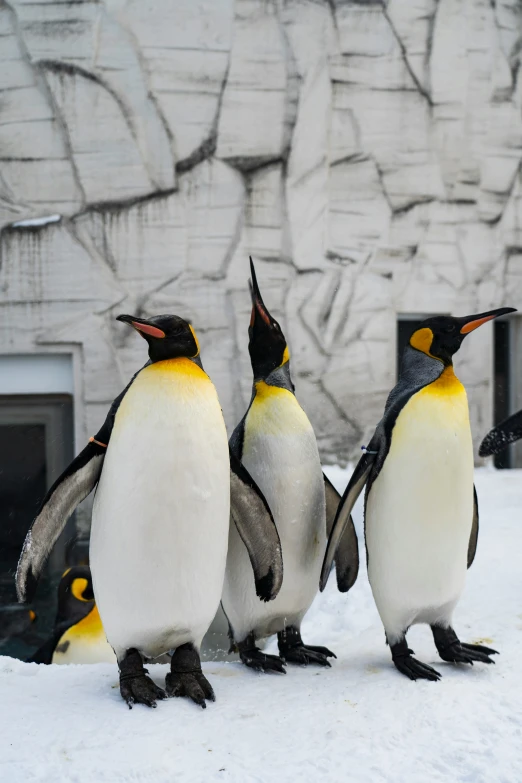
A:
[238,634,286,674]
[119,648,167,709]
[277,626,336,668]
[165,671,215,708]
[166,643,215,708]
[432,626,499,666]
[390,640,441,682]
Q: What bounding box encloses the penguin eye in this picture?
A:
[444,324,456,334]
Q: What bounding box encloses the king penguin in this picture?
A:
[28,566,116,665]
[17,313,283,707]
[222,260,359,672]
[320,307,515,681]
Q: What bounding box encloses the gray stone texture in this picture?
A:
[1,0,521,483]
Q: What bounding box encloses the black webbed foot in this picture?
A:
[238,633,286,674]
[166,643,215,708]
[119,648,167,708]
[278,626,336,667]
[432,626,499,666]
[390,638,441,682]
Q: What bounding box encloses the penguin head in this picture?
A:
[409,307,516,366]
[248,258,291,383]
[116,313,200,363]
[56,566,95,626]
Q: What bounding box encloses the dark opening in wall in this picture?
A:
[0,395,74,659]
[493,320,512,470]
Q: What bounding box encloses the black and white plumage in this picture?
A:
[222,260,359,672]
[17,313,282,708]
[321,309,514,681]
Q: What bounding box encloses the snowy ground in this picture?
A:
[1,467,521,783]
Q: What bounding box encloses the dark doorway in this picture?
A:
[0,395,74,659]
[493,320,512,469]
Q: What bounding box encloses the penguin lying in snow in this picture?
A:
[222,259,359,673]
[479,409,522,459]
[17,313,283,708]
[321,307,515,681]
[28,566,115,665]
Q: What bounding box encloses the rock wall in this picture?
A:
[1,0,522,493]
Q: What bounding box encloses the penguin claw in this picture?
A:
[165,671,215,708]
[439,642,498,666]
[280,644,336,667]
[461,642,499,657]
[120,675,167,709]
[239,649,286,674]
[393,655,441,682]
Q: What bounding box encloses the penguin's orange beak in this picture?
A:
[116,314,165,339]
[459,307,517,334]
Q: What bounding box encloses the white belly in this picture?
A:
[366,374,474,643]
[90,359,230,660]
[222,385,325,642]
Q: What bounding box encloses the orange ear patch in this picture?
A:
[410,327,434,356]
[131,321,165,338]
[460,315,496,334]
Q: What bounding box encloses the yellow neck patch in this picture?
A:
[247,380,311,437]
[409,327,437,358]
[58,604,105,645]
[145,357,208,380]
[418,365,465,398]
[281,346,290,366]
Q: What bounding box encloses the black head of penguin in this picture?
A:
[408,307,517,367]
[116,313,199,363]
[56,566,95,629]
[248,258,293,388]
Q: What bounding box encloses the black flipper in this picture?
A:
[320,346,444,592]
[16,369,145,603]
[16,442,105,603]
[320,453,375,592]
[479,409,522,456]
[324,473,359,592]
[467,485,479,569]
[229,448,283,602]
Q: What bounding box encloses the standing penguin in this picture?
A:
[222,260,359,672]
[321,308,515,680]
[17,314,283,707]
[28,566,115,665]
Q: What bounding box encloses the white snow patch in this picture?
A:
[1,467,521,782]
[11,214,61,228]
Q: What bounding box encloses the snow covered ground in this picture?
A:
[1,467,521,783]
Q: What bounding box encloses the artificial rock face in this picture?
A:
[1,0,521,494]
